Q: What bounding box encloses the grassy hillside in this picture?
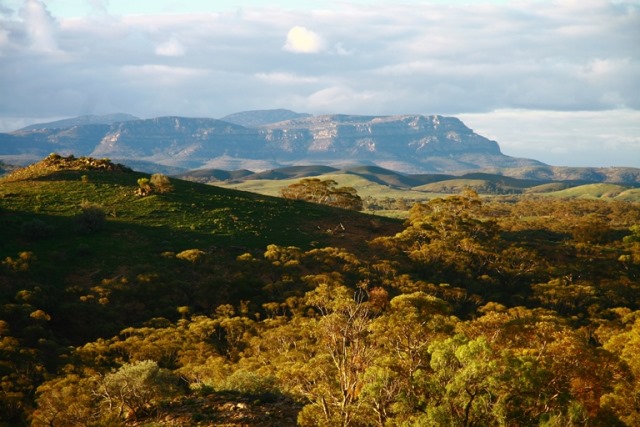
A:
[1,156,400,252]
[525,182,572,193]
[544,183,630,199]
[213,166,640,204]
[0,156,402,338]
[413,178,519,194]
[486,165,640,184]
[217,173,437,203]
[614,187,640,201]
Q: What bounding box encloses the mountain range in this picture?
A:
[1,110,639,184]
[0,110,538,172]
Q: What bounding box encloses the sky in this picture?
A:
[0,0,639,167]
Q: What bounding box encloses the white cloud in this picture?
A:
[254,72,318,85]
[1,0,639,166]
[155,37,185,57]
[283,25,325,53]
[121,64,207,84]
[19,0,59,53]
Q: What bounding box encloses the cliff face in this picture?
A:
[0,111,542,173]
[259,114,502,158]
[91,117,263,161]
[252,114,523,172]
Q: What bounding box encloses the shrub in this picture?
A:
[31,375,98,427]
[176,249,206,263]
[150,173,174,194]
[136,178,152,196]
[219,369,278,397]
[97,360,179,420]
[623,225,640,243]
[2,251,36,272]
[135,174,174,196]
[75,201,106,234]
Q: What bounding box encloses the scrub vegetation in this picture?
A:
[2,155,640,426]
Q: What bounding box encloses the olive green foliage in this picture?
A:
[31,361,179,425]
[175,248,206,263]
[75,201,107,234]
[30,374,98,427]
[281,178,363,211]
[137,174,174,196]
[150,173,174,194]
[97,360,179,420]
[218,370,278,396]
[623,224,640,243]
[2,158,640,426]
[136,177,152,196]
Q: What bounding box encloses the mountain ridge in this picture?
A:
[220,108,312,127]
[2,110,639,185]
[16,113,140,132]
[0,111,544,174]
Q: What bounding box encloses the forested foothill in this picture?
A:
[1,155,640,426]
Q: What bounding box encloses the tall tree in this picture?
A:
[280,179,363,211]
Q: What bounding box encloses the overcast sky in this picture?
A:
[1,0,639,167]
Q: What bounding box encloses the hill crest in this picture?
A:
[16,113,139,132]
[2,153,132,182]
[220,108,312,127]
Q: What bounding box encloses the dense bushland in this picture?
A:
[1,158,640,426]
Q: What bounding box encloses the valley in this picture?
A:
[182,165,640,213]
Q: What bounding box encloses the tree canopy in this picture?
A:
[2,168,640,425]
[280,178,363,211]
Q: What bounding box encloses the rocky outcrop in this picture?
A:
[91,117,262,162]
[259,114,502,158]
[254,114,535,172]
[1,154,132,182]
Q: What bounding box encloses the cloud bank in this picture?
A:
[0,0,638,166]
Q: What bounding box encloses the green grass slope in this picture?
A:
[338,165,428,188]
[0,156,402,343]
[217,166,640,203]
[614,188,640,201]
[1,161,397,281]
[544,183,630,199]
[247,165,339,180]
[525,182,572,193]
[218,172,436,201]
[178,165,339,183]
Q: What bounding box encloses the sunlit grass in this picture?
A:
[0,165,402,277]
